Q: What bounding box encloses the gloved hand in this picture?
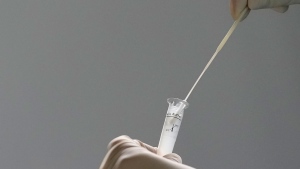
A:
[99,135,195,169]
[230,0,300,20]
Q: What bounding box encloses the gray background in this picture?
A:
[0,1,299,169]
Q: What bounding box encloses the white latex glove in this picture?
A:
[230,0,300,20]
[99,135,195,169]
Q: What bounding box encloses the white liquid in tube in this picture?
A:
[158,98,189,156]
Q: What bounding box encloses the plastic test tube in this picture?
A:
[158,98,189,156]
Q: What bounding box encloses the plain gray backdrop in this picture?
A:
[0,1,299,169]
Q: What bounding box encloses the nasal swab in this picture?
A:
[184,7,250,101]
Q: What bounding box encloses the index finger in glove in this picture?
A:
[108,136,158,154]
[230,0,249,20]
[107,135,132,150]
[132,139,158,154]
[163,153,183,164]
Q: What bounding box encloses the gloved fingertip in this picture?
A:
[272,6,289,13]
[132,139,158,154]
[163,153,182,164]
[107,135,131,149]
[230,0,248,20]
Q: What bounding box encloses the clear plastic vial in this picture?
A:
[158,98,189,156]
